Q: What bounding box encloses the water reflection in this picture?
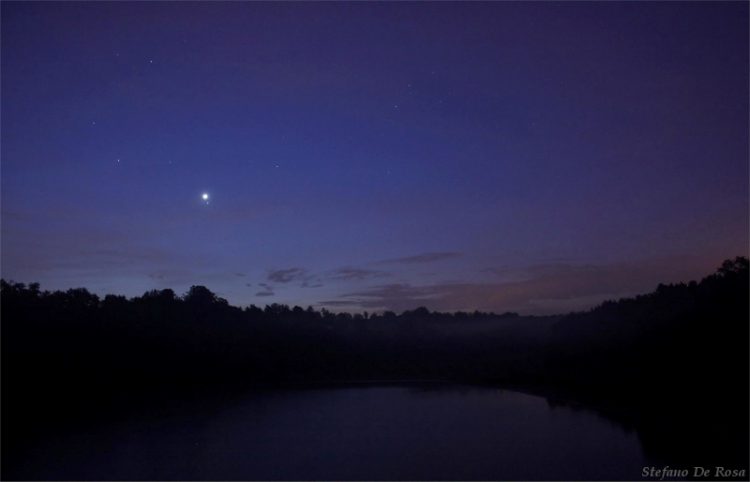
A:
[13,385,648,480]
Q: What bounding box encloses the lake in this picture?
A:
[9,384,648,480]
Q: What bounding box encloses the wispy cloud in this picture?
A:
[316,299,362,307]
[268,268,308,284]
[339,283,449,311]
[377,252,461,265]
[329,267,389,281]
[267,267,324,288]
[255,282,275,297]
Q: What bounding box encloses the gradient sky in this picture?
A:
[2,2,747,315]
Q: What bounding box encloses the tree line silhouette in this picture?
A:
[2,257,748,477]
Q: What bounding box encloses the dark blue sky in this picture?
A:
[2,2,747,314]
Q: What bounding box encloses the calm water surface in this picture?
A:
[16,385,647,480]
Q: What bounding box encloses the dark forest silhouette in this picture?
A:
[2,257,748,479]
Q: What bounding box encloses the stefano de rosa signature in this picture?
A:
[642,466,746,480]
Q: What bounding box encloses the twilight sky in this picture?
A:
[2,2,747,315]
